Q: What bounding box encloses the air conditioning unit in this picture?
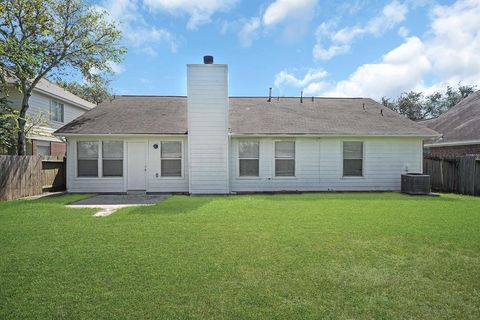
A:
[401,173,431,195]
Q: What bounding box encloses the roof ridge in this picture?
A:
[114,95,368,99]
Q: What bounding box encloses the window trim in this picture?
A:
[237,140,260,178]
[159,140,184,179]
[101,141,124,178]
[76,140,124,179]
[342,141,365,178]
[273,140,296,178]
[49,99,64,123]
[77,140,99,178]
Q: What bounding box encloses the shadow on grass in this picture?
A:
[126,196,214,216]
[241,192,463,202]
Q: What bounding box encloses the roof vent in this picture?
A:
[203,55,214,64]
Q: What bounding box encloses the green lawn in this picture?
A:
[1,193,479,319]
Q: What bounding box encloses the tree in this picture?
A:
[0,0,125,154]
[382,84,477,120]
[55,75,111,104]
[0,95,18,154]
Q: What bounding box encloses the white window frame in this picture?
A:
[50,100,64,123]
[36,140,51,156]
[76,140,124,179]
[274,140,296,178]
[159,140,184,179]
[77,141,99,178]
[342,141,365,178]
[101,141,124,177]
[237,140,260,178]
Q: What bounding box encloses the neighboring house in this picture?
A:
[6,78,95,156]
[55,57,438,194]
[422,90,480,157]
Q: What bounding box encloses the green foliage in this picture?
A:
[0,0,125,154]
[54,75,111,104]
[1,193,480,319]
[0,95,19,154]
[382,84,477,120]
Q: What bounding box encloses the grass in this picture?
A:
[0,193,479,319]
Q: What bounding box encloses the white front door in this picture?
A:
[127,142,147,190]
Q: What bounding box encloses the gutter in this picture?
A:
[424,140,480,147]
[229,133,441,139]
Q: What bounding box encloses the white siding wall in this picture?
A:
[66,136,189,193]
[147,138,189,193]
[230,137,423,192]
[8,88,87,129]
[187,64,229,194]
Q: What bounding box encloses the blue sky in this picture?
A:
[94,0,480,100]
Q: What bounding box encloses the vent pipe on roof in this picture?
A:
[203,55,214,64]
[311,96,314,102]
[362,103,365,110]
[277,96,280,101]
[300,90,303,103]
[380,109,384,116]
[268,87,272,102]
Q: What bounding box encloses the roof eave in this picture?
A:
[424,139,480,147]
[229,133,441,138]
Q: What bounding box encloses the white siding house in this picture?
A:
[55,57,439,194]
[6,78,95,155]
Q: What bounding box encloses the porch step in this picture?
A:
[127,190,147,195]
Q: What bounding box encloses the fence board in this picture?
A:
[424,155,480,196]
[0,155,66,201]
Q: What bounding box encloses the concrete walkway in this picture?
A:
[67,194,170,217]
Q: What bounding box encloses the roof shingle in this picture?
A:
[55,96,438,137]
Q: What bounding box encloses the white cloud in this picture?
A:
[323,37,430,98]
[313,1,408,60]
[235,0,318,47]
[238,17,261,48]
[274,68,328,94]
[312,44,350,60]
[107,61,125,74]
[282,0,480,99]
[96,0,179,56]
[398,26,409,38]
[143,0,238,29]
[262,0,318,26]
[276,0,480,99]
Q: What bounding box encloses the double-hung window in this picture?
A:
[275,141,295,176]
[238,141,259,177]
[102,141,123,177]
[343,141,363,177]
[161,141,182,177]
[77,141,98,177]
[50,100,64,122]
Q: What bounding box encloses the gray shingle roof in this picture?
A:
[55,95,439,137]
[421,90,480,145]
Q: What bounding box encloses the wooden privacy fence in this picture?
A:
[0,155,66,201]
[424,155,480,196]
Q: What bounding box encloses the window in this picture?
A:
[77,141,98,177]
[161,141,182,177]
[343,141,363,177]
[36,141,51,156]
[275,141,295,176]
[102,141,123,177]
[239,141,259,177]
[50,100,64,122]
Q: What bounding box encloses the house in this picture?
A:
[6,78,95,156]
[54,57,438,194]
[422,90,480,157]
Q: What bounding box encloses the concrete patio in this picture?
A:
[66,194,170,216]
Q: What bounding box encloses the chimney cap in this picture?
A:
[203,55,214,64]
